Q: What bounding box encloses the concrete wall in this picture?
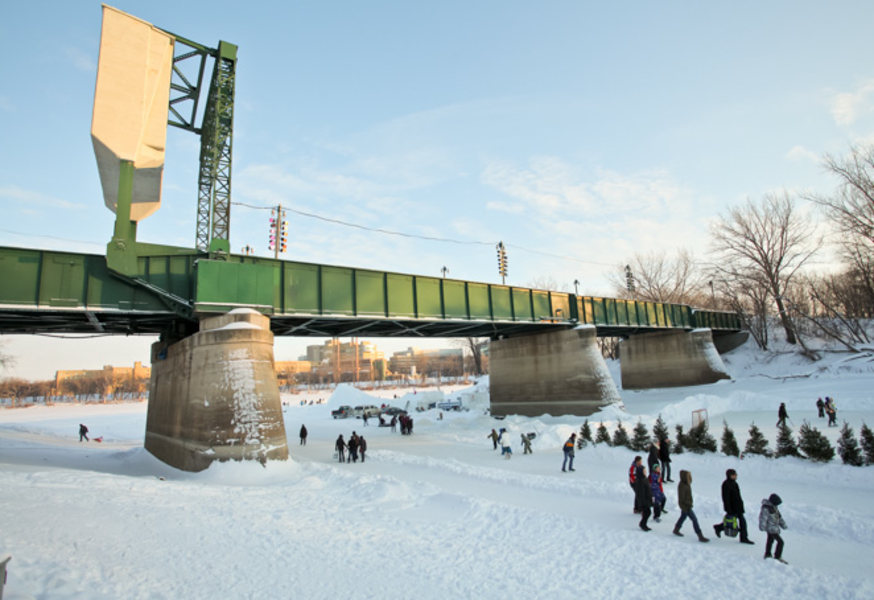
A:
[145,310,289,472]
[619,329,730,390]
[490,327,622,417]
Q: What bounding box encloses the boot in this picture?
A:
[697,533,710,543]
[672,527,684,537]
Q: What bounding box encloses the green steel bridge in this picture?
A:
[0,244,741,341]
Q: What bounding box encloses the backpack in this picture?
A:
[723,515,739,538]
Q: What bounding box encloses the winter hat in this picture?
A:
[653,464,661,470]
[769,494,782,506]
[726,469,737,478]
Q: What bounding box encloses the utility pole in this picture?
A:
[573,279,580,296]
[441,266,449,278]
[496,242,508,285]
[269,205,287,260]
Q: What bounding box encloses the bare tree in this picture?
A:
[454,337,488,376]
[527,276,563,292]
[608,249,707,304]
[711,192,822,347]
[0,343,14,372]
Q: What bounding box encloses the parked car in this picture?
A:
[352,405,380,419]
[331,405,353,419]
[379,406,407,417]
[437,399,463,411]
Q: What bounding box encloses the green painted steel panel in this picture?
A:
[551,294,570,321]
[616,299,630,325]
[195,260,274,312]
[660,303,673,327]
[491,286,512,320]
[356,271,387,317]
[87,256,163,311]
[592,298,607,325]
[582,297,594,324]
[283,262,320,313]
[322,266,354,316]
[41,253,86,307]
[514,289,534,321]
[387,273,415,317]
[468,283,491,320]
[532,291,551,321]
[442,280,468,319]
[416,277,443,319]
[604,298,617,325]
[0,247,40,305]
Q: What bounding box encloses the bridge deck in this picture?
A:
[0,245,741,338]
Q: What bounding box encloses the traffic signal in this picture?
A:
[268,213,277,251]
[279,219,288,253]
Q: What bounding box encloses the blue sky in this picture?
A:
[3,1,874,379]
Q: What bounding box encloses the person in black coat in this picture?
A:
[777,403,789,427]
[659,437,673,483]
[647,439,660,471]
[713,469,754,544]
[299,424,308,445]
[634,464,654,532]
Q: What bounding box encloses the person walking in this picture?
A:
[562,433,576,472]
[826,398,838,427]
[650,464,667,522]
[521,433,532,454]
[635,463,653,532]
[79,424,89,442]
[759,493,788,564]
[629,456,643,513]
[363,413,369,427]
[777,403,789,427]
[359,436,368,463]
[659,437,673,482]
[499,428,512,459]
[816,397,825,419]
[299,424,308,445]
[390,415,397,433]
[335,434,347,463]
[348,432,360,463]
[713,469,754,544]
[488,429,499,450]
[673,470,709,542]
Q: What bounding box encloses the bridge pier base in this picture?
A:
[619,329,730,390]
[490,326,622,417]
[145,309,289,472]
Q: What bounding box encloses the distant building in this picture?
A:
[305,339,386,384]
[274,360,312,385]
[54,361,151,396]
[389,347,463,377]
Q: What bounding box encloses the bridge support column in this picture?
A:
[619,329,730,390]
[490,326,622,417]
[145,309,288,472]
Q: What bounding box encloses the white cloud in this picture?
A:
[829,79,874,126]
[786,145,819,162]
[0,185,86,210]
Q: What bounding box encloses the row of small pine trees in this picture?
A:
[575,415,874,466]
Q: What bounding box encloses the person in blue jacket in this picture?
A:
[650,463,667,522]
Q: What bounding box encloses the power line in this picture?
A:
[0,228,103,247]
[231,202,615,268]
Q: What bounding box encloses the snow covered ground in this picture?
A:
[2,343,874,600]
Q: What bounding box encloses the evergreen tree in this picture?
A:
[720,420,740,457]
[798,421,835,463]
[685,421,718,454]
[581,419,593,444]
[860,423,874,466]
[577,420,591,449]
[774,422,799,458]
[652,414,670,443]
[612,420,630,449]
[744,423,771,457]
[837,422,864,467]
[673,424,686,455]
[595,421,612,446]
[630,420,650,452]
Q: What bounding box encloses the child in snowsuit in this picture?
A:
[521,433,532,454]
[759,494,788,563]
[499,429,512,459]
[562,433,576,471]
[488,429,499,450]
[673,470,709,542]
[629,456,643,513]
[650,464,667,522]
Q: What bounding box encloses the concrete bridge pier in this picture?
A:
[490,326,622,417]
[145,309,289,472]
[619,329,730,390]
